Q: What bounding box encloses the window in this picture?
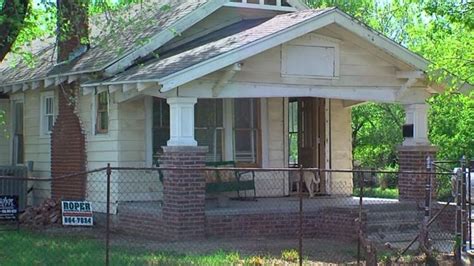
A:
[151,98,260,166]
[40,92,55,136]
[96,91,109,134]
[12,101,24,165]
[152,98,224,162]
[233,98,260,165]
[152,98,170,158]
[288,99,298,166]
[195,99,224,162]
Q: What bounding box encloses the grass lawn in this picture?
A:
[0,230,307,266]
[353,187,399,199]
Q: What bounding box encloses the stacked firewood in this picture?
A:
[19,199,62,227]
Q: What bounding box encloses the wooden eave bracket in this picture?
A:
[396,70,425,99]
[212,63,242,97]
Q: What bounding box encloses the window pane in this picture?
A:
[47,116,54,131]
[100,112,108,130]
[234,130,257,163]
[196,128,223,162]
[153,128,169,155]
[15,102,23,133]
[153,98,170,157]
[233,99,259,164]
[45,97,53,115]
[96,92,108,133]
[234,98,257,128]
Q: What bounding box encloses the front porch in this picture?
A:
[115,194,400,241]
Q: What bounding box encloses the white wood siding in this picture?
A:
[329,99,353,195]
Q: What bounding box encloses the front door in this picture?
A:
[289,97,326,194]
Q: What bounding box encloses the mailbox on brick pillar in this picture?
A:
[160,97,207,240]
[398,103,437,202]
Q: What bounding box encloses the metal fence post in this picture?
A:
[469,158,473,250]
[357,171,364,265]
[106,163,111,266]
[298,166,303,266]
[455,166,463,262]
[461,156,467,252]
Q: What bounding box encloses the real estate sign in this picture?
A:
[0,195,18,220]
[61,201,93,226]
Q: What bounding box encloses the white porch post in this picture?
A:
[399,102,437,202]
[166,97,197,146]
[403,103,429,146]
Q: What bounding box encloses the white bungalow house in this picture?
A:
[0,0,457,205]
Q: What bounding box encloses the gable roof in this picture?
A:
[83,7,432,92]
[0,0,312,93]
[0,0,224,92]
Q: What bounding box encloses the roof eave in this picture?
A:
[102,0,228,77]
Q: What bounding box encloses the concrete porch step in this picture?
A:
[368,220,421,233]
[382,239,456,253]
[367,210,423,221]
[368,230,455,243]
[364,202,418,212]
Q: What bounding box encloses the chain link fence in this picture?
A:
[0,163,467,265]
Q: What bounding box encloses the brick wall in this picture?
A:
[206,207,360,241]
[114,206,360,242]
[398,145,437,202]
[51,85,87,200]
[159,146,208,240]
[115,210,163,238]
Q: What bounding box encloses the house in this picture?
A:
[0,0,457,228]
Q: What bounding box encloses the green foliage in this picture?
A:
[428,92,474,161]
[352,103,404,168]
[309,0,474,168]
[377,165,399,189]
[353,187,399,199]
[281,249,299,262]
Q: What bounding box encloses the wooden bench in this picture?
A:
[204,161,256,200]
[153,158,256,200]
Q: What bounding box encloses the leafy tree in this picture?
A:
[0,0,29,61]
[308,0,473,167]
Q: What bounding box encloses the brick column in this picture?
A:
[398,145,437,202]
[51,85,87,200]
[160,146,208,240]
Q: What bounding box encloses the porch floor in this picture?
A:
[117,195,400,216]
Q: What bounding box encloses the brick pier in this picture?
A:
[159,146,208,240]
[398,145,438,202]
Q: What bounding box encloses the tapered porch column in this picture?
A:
[160,97,207,240]
[398,103,437,202]
[167,97,198,146]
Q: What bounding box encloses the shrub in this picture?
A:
[377,165,399,189]
[281,249,299,262]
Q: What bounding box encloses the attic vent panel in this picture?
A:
[282,45,337,78]
[226,0,297,11]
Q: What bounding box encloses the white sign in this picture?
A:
[62,201,93,226]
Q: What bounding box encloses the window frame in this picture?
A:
[150,98,262,167]
[232,98,261,167]
[95,91,109,134]
[10,94,24,166]
[39,91,55,137]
